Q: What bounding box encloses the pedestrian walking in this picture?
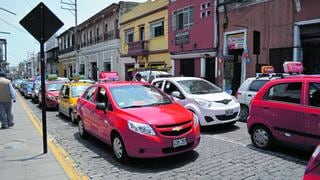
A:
[0,72,16,129]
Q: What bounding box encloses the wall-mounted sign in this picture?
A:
[226,32,245,50]
[175,31,189,45]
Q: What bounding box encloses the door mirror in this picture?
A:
[171,91,182,99]
[96,103,106,112]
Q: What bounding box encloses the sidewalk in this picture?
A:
[0,96,69,180]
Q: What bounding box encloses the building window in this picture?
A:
[97,27,99,37]
[150,21,164,38]
[207,2,210,8]
[125,30,134,43]
[139,26,145,41]
[201,4,206,10]
[201,12,206,18]
[105,23,108,32]
[104,62,111,71]
[80,64,85,75]
[172,6,194,31]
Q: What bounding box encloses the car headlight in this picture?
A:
[193,114,199,127]
[194,98,212,108]
[128,120,156,136]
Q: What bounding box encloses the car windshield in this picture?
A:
[71,85,90,97]
[110,85,172,109]
[178,79,222,94]
[47,82,63,91]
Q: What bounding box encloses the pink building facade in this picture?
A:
[168,0,217,83]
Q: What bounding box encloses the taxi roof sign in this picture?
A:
[261,66,274,74]
[99,71,119,82]
[283,61,303,74]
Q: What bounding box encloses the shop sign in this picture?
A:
[175,31,189,45]
[226,32,245,50]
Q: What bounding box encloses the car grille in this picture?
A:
[162,142,194,154]
[155,120,192,137]
[160,127,192,136]
[215,112,238,121]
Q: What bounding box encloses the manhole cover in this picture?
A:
[3,140,25,150]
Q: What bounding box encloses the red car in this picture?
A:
[76,81,200,162]
[39,80,64,109]
[304,145,320,180]
[247,75,320,150]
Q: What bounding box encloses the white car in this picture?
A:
[152,77,240,126]
[133,70,172,82]
[236,77,272,121]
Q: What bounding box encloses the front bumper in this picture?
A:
[123,126,201,158]
[197,104,240,126]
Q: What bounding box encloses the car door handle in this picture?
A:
[263,107,269,110]
[248,94,252,97]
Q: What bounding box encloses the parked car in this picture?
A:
[236,74,281,121]
[19,81,27,95]
[132,70,172,83]
[58,82,91,123]
[31,81,41,103]
[247,75,320,150]
[76,81,200,162]
[39,80,64,110]
[22,81,34,99]
[304,144,320,180]
[152,77,240,127]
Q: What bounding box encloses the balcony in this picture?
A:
[59,46,75,55]
[127,40,149,56]
[104,30,119,41]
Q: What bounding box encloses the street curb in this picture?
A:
[18,94,88,180]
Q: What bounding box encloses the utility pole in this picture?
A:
[61,0,78,76]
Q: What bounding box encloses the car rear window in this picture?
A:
[249,80,269,92]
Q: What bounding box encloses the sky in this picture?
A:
[0,0,146,67]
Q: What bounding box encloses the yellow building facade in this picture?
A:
[120,0,170,73]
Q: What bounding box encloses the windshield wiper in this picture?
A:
[122,105,145,109]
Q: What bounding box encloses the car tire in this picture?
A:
[251,125,273,149]
[78,119,87,138]
[112,134,128,162]
[239,105,249,122]
[69,110,77,124]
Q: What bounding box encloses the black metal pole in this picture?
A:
[40,4,47,154]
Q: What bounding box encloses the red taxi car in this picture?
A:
[247,62,320,150]
[76,81,200,162]
[304,144,320,180]
[39,80,64,109]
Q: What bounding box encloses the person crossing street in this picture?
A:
[0,72,16,129]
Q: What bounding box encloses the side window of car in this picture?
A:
[264,82,302,104]
[153,81,163,89]
[249,80,269,92]
[309,82,320,108]
[65,86,70,97]
[96,87,107,103]
[84,87,96,102]
[164,81,181,95]
[60,85,66,96]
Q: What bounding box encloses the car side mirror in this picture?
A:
[171,91,182,99]
[96,103,106,113]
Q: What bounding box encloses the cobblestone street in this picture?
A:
[23,98,310,180]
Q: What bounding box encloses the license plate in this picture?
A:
[226,109,233,116]
[173,138,187,148]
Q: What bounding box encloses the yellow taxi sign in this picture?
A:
[261,66,274,74]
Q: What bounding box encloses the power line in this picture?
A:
[0,17,28,34]
[0,7,16,16]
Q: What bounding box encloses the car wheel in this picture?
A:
[251,126,273,149]
[112,134,128,162]
[239,105,249,122]
[78,119,87,138]
[69,110,77,124]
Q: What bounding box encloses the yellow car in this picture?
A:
[58,82,91,123]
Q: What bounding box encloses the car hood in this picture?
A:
[47,91,59,97]
[120,103,192,126]
[192,91,231,101]
[192,92,238,107]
